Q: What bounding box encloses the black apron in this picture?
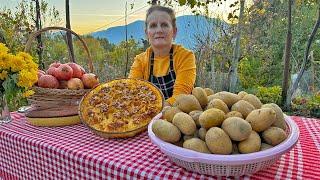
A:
[148,47,176,99]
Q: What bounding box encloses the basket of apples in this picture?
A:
[24,27,100,124]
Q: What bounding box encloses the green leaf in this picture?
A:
[187,0,196,8]
[179,0,186,6]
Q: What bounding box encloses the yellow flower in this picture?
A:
[17,69,38,88]
[10,54,27,72]
[0,70,8,80]
[17,52,38,72]
[0,53,14,70]
[0,43,39,110]
[0,43,9,54]
[22,90,35,98]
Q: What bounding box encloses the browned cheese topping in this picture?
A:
[81,79,162,132]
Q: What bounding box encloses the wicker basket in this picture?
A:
[148,114,299,177]
[26,27,94,117]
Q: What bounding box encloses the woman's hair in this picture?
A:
[145,5,176,29]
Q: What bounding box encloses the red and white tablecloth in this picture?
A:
[1,112,319,179]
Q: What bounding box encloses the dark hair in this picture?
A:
[145,5,176,29]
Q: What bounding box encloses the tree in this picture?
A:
[286,4,320,108]
[228,0,245,92]
[281,0,293,109]
[0,0,61,53]
[65,0,75,62]
[33,0,44,69]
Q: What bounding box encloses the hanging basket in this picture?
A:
[26,26,95,119]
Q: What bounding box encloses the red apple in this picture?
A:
[67,78,84,90]
[38,75,59,89]
[46,67,58,77]
[49,62,61,68]
[55,64,73,80]
[81,73,99,89]
[67,62,83,78]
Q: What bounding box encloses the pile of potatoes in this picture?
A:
[152,88,288,155]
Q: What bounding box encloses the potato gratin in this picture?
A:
[79,79,163,136]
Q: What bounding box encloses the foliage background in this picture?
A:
[0,0,319,117]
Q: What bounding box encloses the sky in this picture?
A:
[0,0,253,35]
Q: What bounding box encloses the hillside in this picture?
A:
[91,15,220,49]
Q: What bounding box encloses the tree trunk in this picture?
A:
[66,0,75,63]
[35,0,44,69]
[310,51,315,93]
[286,5,320,107]
[228,0,245,93]
[210,49,215,90]
[281,0,293,110]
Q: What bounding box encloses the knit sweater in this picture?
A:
[128,44,196,105]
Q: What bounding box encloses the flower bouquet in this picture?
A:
[0,43,38,122]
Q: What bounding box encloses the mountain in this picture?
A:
[91,15,220,49]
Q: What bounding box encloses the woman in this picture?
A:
[129,5,196,106]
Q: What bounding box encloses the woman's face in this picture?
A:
[146,10,177,49]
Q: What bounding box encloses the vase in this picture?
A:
[0,94,12,124]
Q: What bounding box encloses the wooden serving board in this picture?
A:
[25,105,79,118]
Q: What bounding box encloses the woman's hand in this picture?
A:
[163,101,171,107]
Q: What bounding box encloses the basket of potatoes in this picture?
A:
[148,88,299,177]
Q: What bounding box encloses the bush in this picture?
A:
[291,93,320,118]
[255,86,282,105]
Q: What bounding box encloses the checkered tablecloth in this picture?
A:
[0,113,319,180]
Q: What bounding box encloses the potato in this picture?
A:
[189,110,203,127]
[172,112,197,135]
[260,143,273,151]
[221,117,252,141]
[206,99,229,113]
[163,106,182,122]
[152,119,181,143]
[199,108,225,129]
[192,87,208,108]
[205,127,232,154]
[242,94,262,109]
[173,94,202,113]
[198,127,207,141]
[238,131,261,154]
[246,108,276,132]
[231,100,255,118]
[261,103,287,130]
[183,138,211,154]
[262,127,287,146]
[238,91,248,99]
[204,88,214,96]
[207,94,216,102]
[207,91,241,107]
[226,111,243,119]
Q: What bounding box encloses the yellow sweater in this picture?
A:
[128,44,196,105]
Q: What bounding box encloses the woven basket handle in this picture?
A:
[24,26,94,72]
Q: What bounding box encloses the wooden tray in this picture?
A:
[25,105,80,127]
[26,115,80,127]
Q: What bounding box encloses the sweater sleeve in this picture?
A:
[128,54,144,80]
[166,51,196,105]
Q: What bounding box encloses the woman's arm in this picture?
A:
[166,52,196,105]
[128,55,144,79]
